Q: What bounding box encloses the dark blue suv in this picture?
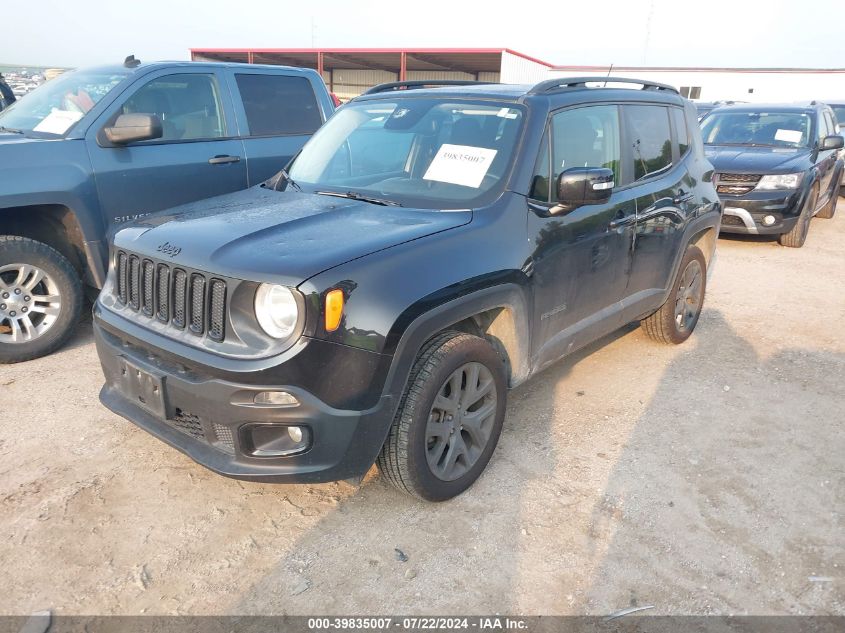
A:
[94,78,721,501]
[0,58,334,362]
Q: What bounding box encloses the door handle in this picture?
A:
[673,192,694,204]
[208,155,241,165]
[608,215,636,230]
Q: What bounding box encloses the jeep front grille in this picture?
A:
[114,250,228,342]
[716,173,762,195]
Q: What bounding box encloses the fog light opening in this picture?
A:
[253,391,299,407]
[762,215,776,226]
[242,423,311,457]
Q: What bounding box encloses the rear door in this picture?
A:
[88,68,247,229]
[226,70,327,185]
[622,103,690,319]
[816,110,837,200]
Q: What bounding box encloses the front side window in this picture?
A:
[831,106,845,132]
[551,105,621,184]
[287,99,525,209]
[235,74,322,136]
[700,111,812,149]
[0,69,128,136]
[625,105,673,181]
[119,74,225,141]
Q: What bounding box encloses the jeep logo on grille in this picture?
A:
[156,242,182,258]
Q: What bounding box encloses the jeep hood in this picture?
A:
[704,144,811,173]
[114,186,472,286]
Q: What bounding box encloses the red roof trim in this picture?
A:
[551,65,845,74]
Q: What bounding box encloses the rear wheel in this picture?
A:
[816,180,840,219]
[779,185,818,247]
[0,236,82,363]
[377,331,507,501]
[641,245,706,345]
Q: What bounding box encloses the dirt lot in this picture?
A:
[2,206,844,616]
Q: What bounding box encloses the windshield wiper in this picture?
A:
[0,126,25,135]
[315,190,402,206]
[274,168,302,192]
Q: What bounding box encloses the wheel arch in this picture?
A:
[0,204,103,286]
[382,280,532,404]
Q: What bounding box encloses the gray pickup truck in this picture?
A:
[0,57,335,363]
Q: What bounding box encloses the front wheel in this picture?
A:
[778,185,818,247]
[0,236,82,364]
[377,331,507,501]
[816,180,840,219]
[641,245,706,345]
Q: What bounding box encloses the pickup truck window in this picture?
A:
[120,74,226,141]
[0,69,128,136]
[234,74,322,136]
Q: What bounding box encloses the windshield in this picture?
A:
[700,111,812,148]
[287,99,525,209]
[0,68,129,136]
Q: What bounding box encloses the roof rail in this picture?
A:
[362,80,493,95]
[527,76,679,96]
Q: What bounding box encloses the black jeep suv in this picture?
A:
[94,77,720,501]
[701,103,844,247]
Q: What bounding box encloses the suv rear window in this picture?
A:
[625,105,673,181]
[235,74,322,136]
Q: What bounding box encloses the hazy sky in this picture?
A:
[3,0,841,68]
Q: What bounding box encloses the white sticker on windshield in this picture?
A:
[774,129,803,143]
[423,144,498,189]
[33,110,84,135]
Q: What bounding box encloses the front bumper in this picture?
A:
[718,189,802,235]
[94,308,396,484]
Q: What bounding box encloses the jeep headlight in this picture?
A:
[755,173,803,190]
[254,284,299,339]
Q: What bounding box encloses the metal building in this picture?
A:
[190,48,552,100]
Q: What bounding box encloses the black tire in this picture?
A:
[641,245,706,345]
[377,331,507,501]
[778,185,818,247]
[0,235,82,363]
[816,180,840,219]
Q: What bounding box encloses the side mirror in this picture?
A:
[821,135,844,150]
[554,167,614,213]
[103,113,163,145]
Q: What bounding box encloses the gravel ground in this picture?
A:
[1,205,843,616]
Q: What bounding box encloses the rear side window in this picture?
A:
[672,108,689,157]
[235,74,322,136]
[625,105,672,181]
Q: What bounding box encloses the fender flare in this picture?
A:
[380,278,532,403]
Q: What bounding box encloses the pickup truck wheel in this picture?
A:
[641,245,706,345]
[0,236,82,364]
[816,181,840,219]
[778,185,818,247]
[377,331,507,501]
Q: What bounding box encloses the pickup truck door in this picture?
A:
[87,68,248,229]
[223,69,329,185]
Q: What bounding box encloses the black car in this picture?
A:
[94,77,720,501]
[701,103,844,247]
[823,100,845,188]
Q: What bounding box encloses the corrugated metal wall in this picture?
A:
[321,69,503,101]
[500,51,549,84]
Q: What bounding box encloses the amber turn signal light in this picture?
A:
[325,289,344,332]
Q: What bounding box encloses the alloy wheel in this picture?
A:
[674,259,703,332]
[0,263,62,344]
[425,362,498,482]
